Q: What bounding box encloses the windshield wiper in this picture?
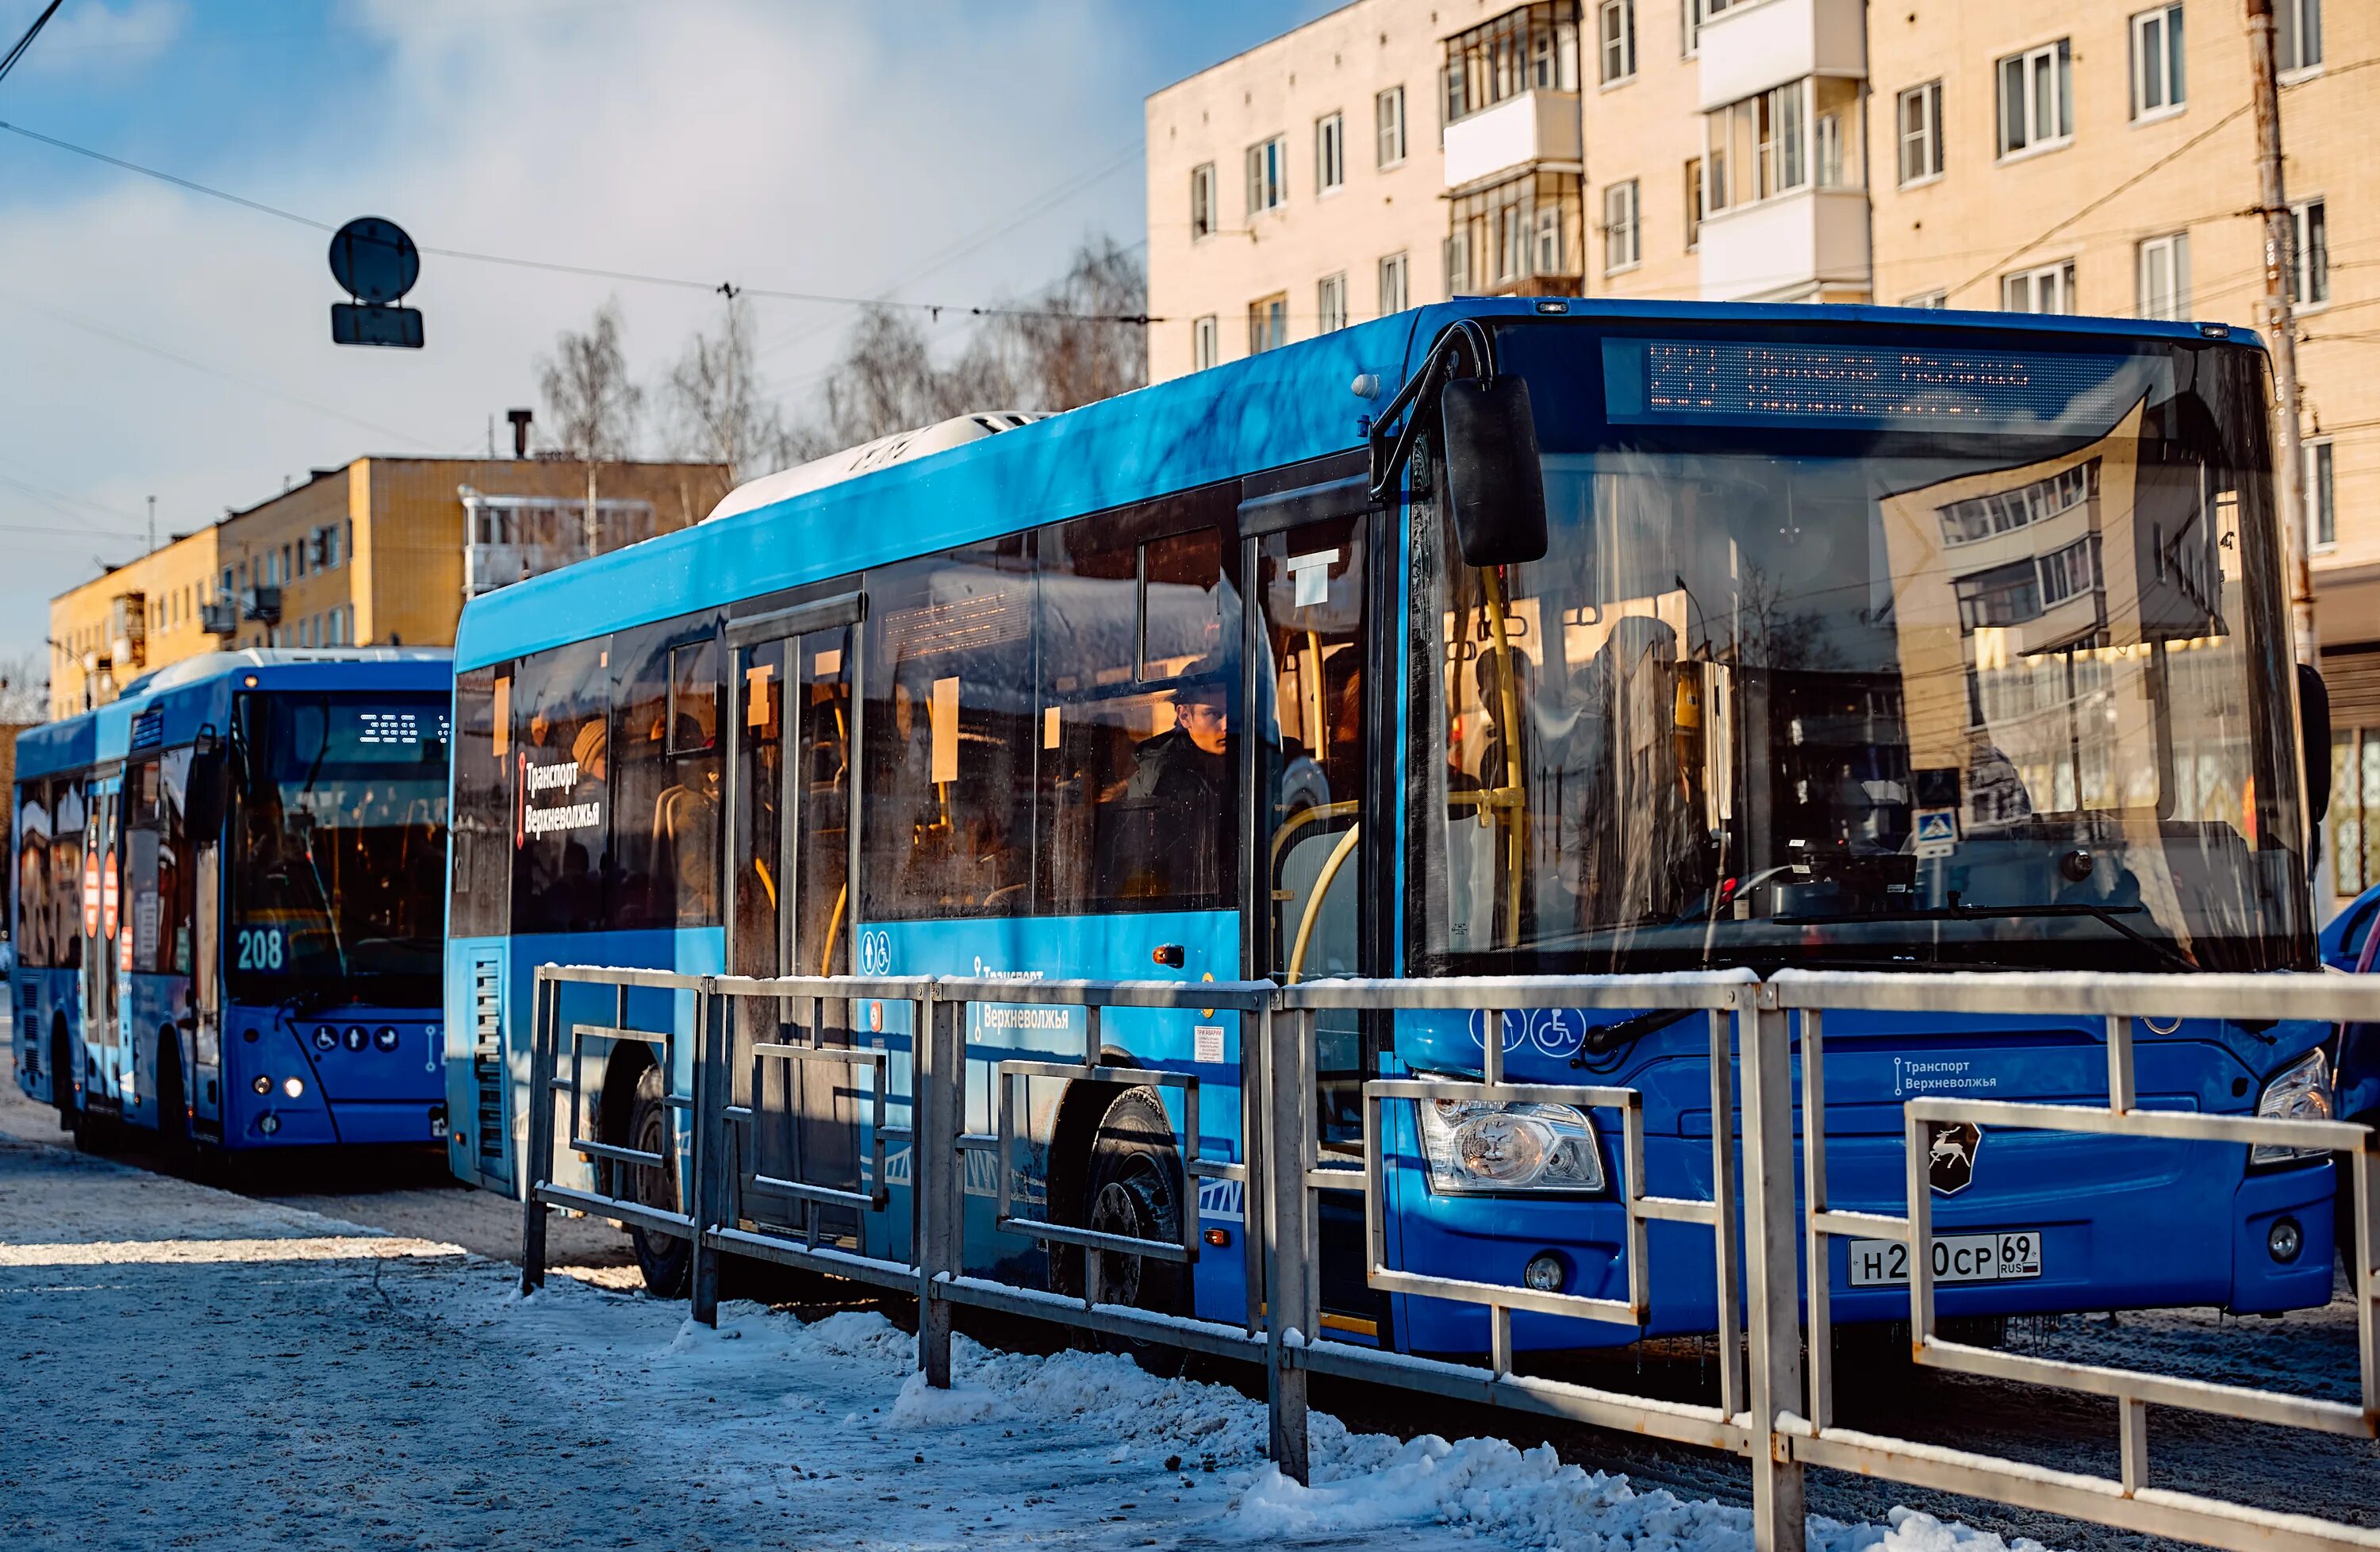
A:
[1567,1007,1698,1066]
[1774,897,2198,972]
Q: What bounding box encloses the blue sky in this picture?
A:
[0,0,1337,676]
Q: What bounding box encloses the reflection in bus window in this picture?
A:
[862,543,1038,919]
[1415,349,2304,974]
[15,782,50,970]
[1040,520,1238,915]
[613,628,721,929]
[231,692,451,1000]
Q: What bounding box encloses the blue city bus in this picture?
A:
[12,650,454,1155]
[445,298,2344,1349]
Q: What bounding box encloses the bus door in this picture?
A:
[726,594,864,1243]
[78,773,123,1109]
[1244,465,1387,1332]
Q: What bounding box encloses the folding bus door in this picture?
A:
[1240,455,1390,1336]
[725,593,866,1247]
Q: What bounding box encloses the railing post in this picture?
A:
[1262,999,1313,1483]
[519,968,554,1296]
[916,989,965,1388]
[689,978,725,1327]
[1741,990,1807,1552]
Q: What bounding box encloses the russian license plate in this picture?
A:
[1847,1230,2043,1288]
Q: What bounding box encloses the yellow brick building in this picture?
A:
[49,455,729,718]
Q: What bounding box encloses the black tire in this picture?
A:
[2340,1146,2367,1289]
[49,1019,75,1135]
[624,1063,691,1297]
[154,1032,195,1169]
[1073,1086,1189,1373]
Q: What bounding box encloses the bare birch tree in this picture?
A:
[0,653,48,722]
[660,295,801,490]
[538,299,643,460]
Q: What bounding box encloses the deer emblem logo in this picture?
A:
[1926,1120,1982,1196]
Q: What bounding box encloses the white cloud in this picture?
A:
[15,0,188,73]
[0,1,1154,665]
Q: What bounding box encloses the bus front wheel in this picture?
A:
[624,1063,691,1298]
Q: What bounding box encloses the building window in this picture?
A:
[1192,314,1219,371]
[2278,0,2320,73]
[2131,5,2185,120]
[1815,112,1843,187]
[1599,0,1635,83]
[2290,198,2329,306]
[2136,231,2190,320]
[1499,205,1527,282]
[1445,230,1472,293]
[2003,260,2076,313]
[1376,86,1407,168]
[1246,135,1288,216]
[1248,294,1288,354]
[2309,438,2336,547]
[1442,2,1580,124]
[1902,289,1948,308]
[1603,179,1641,272]
[1536,205,1563,275]
[1898,81,1944,185]
[1379,251,1410,315]
[1190,162,1216,240]
[1683,158,1704,251]
[1318,272,1349,332]
[1316,112,1345,194]
[1706,81,1806,213]
[1997,40,2074,157]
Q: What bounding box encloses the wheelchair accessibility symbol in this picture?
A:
[1466,1007,1587,1058]
[858,930,893,976]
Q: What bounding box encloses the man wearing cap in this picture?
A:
[1104,664,1233,899]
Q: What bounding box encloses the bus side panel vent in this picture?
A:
[470,950,511,1187]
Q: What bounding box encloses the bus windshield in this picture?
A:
[1413,325,2310,975]
[231,692,451,1003]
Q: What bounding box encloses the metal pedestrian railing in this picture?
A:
[517,962,2380,1552]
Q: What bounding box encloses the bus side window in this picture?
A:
[510,639,613,935]
[450,666,514,939]
[15,781,49,971]
[1038,520,1238,914]
[608,627,722,931]
[51,782,82,972]
[862,544,1037,920]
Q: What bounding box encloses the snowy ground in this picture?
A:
[0,1086,2040,1550]
[1,1008,2372,1551]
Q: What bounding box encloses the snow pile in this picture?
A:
[611,1295,2053,1552]
[1237,1438,2046,1552]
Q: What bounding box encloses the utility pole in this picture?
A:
[145,495,155,555]
[2247,0,2315,666]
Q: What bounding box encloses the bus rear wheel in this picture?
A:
[624,1063,691,1298]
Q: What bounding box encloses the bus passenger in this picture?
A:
[1101,664,1233,900]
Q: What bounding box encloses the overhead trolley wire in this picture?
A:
[0,119,1161,325]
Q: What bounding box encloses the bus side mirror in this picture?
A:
[1439,374,1547,568]
[2298,662,2332,825]
[186,731,228,839]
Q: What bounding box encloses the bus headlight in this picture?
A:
[282,1076,305,1100]
[2251,1049,2333,1166]
[1415,1083,1603,1194]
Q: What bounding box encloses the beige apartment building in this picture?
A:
[50,455,727,718]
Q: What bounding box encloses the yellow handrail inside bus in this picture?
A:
[820,882,846,977]
[1286,822,1361,984]
[1480,567,1527,945]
